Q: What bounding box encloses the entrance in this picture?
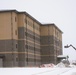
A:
[0,58,3,67]
[0,54,5,67]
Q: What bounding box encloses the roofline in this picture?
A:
[42,23,63,33]
[19,11,42,25]
[0,9,18,13]
[0,10,63,33]
[0,10,42,25]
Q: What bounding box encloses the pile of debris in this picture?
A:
[56,59,76,68]
[39,63,55,68]
[39,60,76,68]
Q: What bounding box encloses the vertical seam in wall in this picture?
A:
[48,25,50,62]
[40,26,41,64]
[33,21,36,65]
[11,12,14,66]
[26,15,28,65]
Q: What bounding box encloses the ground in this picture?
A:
[0,68,76,75]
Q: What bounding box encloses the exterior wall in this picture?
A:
[17,14,26,67]
[0,12,11,39]
[40,25,53,64]
[0,10,62,67]
[0,12,18,67]
[26,16,34,66]
[34,22,41,66]
[17,13,41,67]
[26,17,41,67]
[40,24,62,64]
[52,26,62,63]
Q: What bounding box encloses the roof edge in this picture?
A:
[42,23,63,33]
[0,10,42,25]
[0,10,63,33]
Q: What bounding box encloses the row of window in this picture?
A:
[25,31,40,39]
[26,58,41,62]
[25,45,40,50]
[25,19,40,30]
[27,28,40,37]
[26,40,40,46]
[55,29,61,39]
[14,17,40,37]
[54,38,62,47]
[26,33,40,42]
[15,15,40,30]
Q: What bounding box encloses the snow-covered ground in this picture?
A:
[0,61,76,75]
[0,68,76,75]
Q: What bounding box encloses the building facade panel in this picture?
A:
[11,12,18,40]
[18,27,26,39]
[40,25,62,64]
[0,40,18,67]
[0,12,12,39]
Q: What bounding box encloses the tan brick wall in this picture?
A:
[0,12,12,39]
[27,17,33,31]
[0,12,18,40]
[34,22,40,35]
[53,26,62,41]
[18,14,26,27]
[12,12,18,40]
[40,26,49,36]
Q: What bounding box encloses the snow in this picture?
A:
[0,62,76,75]
[0,68,76,75]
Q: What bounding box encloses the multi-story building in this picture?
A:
[0,10,62,67]
[40,24,62,64]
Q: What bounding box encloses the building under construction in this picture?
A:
[0,10,62,67]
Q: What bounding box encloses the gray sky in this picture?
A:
[0,0,76,61]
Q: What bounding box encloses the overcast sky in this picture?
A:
[0,0,76,61]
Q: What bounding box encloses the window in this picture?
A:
[15,17,17,22]
[16,44,18,48]
[27,21,29,25]
[34,25,39,30]
[25,45,28,49]
[15,30,17,35]
[16,57,18,61]
[27,21,33,27]
[26,58,28,62]
[25,18,27,24]
[25,32,27,36]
